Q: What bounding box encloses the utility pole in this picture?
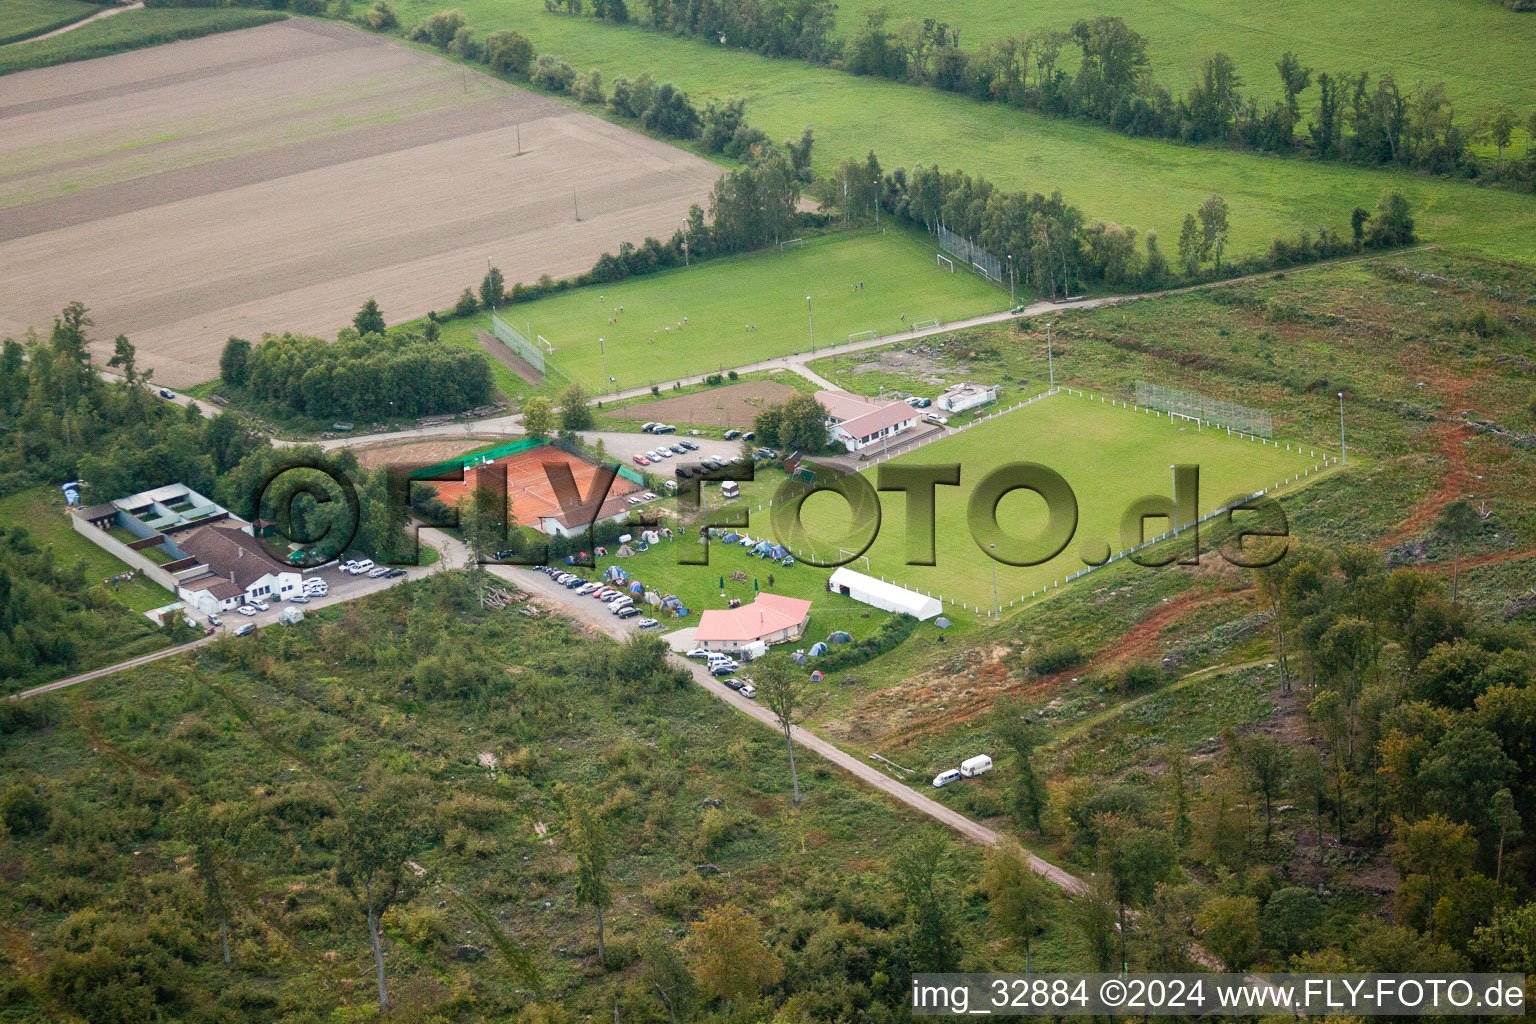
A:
[573,187,580,222]
[878,383,889,458]
[874,177,880,228]
[1007,254,1015,307]
[1338,391,1347,465]
[989,543,999,617]
[1170,464,1177,529]
[600,337,609,393]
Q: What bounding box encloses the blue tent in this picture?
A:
[808,641,829,656]
[630,581,644,594]
[827,630,853,644]
[768,544,789,560]
[604,565,628,582]
[753,540,772,556]
[721,532,741,544]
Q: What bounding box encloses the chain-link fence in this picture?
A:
[1135,380,1273,438]
[937,223,1003,282]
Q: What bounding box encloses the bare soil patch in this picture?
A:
[477,329,542,386]
[353,438,502,472]
[0,19,720,385]
[609,379,799,427]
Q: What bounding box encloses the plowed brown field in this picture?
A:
[0,19,721,385]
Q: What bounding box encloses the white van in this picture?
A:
[352,558,375,574]
[607,596,634,612]
[932,769,962,788]
[960,754,994,778]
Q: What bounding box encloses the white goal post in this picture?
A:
[779,237,804,251]
[913,317,940,331]
[848,330,879,344]
[936,254,955,272]
[537,334,555,353]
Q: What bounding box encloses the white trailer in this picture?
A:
[960,754,993,778]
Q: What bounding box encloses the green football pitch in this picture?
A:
[782,389,1323,611]
[470,229,1007,394]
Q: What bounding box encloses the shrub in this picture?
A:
[817,615,918,672]
[1028,640,1081,675]
[454,287,478,317]
[485,29,533,75]
[447,26,481,61]
[573,67,604,104]
[0,783,49,835]
[362,0,397,29]
[421,7,466,48]
[531,54,576,93]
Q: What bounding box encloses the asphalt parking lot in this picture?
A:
[193,558,438,635]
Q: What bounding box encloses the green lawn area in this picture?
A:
[584,523,899,644]
[439,228,1006,395]
[793,390,1319,609]
[381,3,1536,268]
[0,7,285,76]
[0,0,102,46]
[0,488,175,614]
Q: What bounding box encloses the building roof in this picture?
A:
[77,502,120,521]
[815,389,916,440]
[938,382,997,401]
[828,566,943,620]
[175,522,293,590]
[695,593,813,643]
[539,492,637,531]
[179,576,245,600]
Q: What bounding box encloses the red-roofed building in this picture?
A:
[694,593,812,652]
[816,389,919,453]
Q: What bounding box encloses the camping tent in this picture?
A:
[629,581,644,595]
[642,530,661,545]
[604,565,627,582]
[721,532,741,544]
[827,630,852,644]
[644,590,661,605]
[790,650,808,665]
[768,544,790,560]
[810,670,824,681]
[752,540,772,556]
[934,616,952,629]
[808,641,829,656]
[616,545,636,557]
[826,567,942,621]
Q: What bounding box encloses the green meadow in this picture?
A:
[0,0,101,45]
[792,390,1318,610]
[382,2,1536,266]
[441,228,1006,395]
[0,7,285,76]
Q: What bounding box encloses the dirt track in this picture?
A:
[0,19,721,385]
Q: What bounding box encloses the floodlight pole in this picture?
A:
[599,337,609,393]
[879,383,889,458]
[874,177,880,228]
[1170,465,1177,529]
[1046,321,1055,389]
[989,543,1000,617]
[807,295,814,357]
[1338,391,1347,465]
[1007,254,1015,307]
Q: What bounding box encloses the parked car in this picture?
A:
[352,559,375,573]
[305,584,328,597]
[252,600,270,611]
[367,566,391,578]
[234,623,256,636]
[723,429,741,440]
[288,595,309,605]
[932,769,963,788]
[654,448,672,458]
[675,466,693,478]
[926,413,949,426]
[575,583,598,595]
[742,431,756,441]
[616,606,641,619]
[207,614,222,626]
[654,424,676,434]
[640,422,659,433]
[916,397,932,408]
[905,395,922,407]
[678,440,699,451]
[608,597,633,612]
[669,444,687,455]
[237,605,257,616]
[710,664,736,677]
[385,568,407,578]
[686,648,711,659]
[739,682,757,699]
[721,676,744,690]
[636,617,659,629]
[159,388,175,399]
[632,455,650,466]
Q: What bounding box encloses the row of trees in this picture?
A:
[217,302,493,421]
[841,13,1533,183]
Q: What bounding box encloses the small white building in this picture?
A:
[816,389,919,453]
[828,566,942,621]
[936,382,998,414]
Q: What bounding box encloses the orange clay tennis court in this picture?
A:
[421,445,639,528]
